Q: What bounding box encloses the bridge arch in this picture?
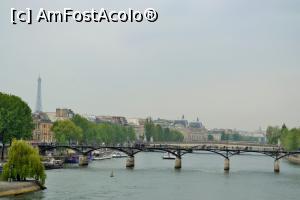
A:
[275,152,300,161]
[191,149,300,161]
[39,145,85,154]
[84,146,142,156]
[145,147,183,158]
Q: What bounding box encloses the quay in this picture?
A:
[0,181,45,197]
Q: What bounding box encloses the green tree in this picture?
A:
[280,124,289,147]
[282,128,300,151]
[126,126,136,141]
[55,114,137,145]
[153,125,162,141]
[144,119,184,142]
[208,134,214,141]
[171,130,184,142]
[267,124,300,150]
[266,126,281,144]
[232,133,241,141]
[281,124,288,131]
[0,92,34,160]
[144,118,155,141]
[71,114,93,144]
[221,132,228,141]
[51,120,83,144]
[2,140,46,185]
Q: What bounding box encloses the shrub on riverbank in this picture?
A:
[2,140,46,185]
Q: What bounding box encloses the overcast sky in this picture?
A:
[0,0,299,131]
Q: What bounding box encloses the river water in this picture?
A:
[4,152,300,200]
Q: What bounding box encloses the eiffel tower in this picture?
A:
[35,76,42,113]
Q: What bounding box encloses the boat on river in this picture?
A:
[112,152,127,158]
[64,155,79,164]
[162,153,176,160]
[92,150,112,160]
[93,155,112,160]
[43,158,64,170]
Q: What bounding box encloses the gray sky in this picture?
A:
[1,0,299,131]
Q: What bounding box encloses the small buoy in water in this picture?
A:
[110,170,114,177]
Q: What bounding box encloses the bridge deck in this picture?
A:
[38,143,300,160]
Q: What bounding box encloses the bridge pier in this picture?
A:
[79,155,89,166]
[224,158,230,171]
[126,156,135,168]
[274,160,280,173]
[174,157,181,169]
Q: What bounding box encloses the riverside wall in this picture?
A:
[0,181,44,197]
[287,155,300,165]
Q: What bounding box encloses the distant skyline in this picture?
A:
[1,0,300,131]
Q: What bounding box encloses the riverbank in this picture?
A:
[287,155,300,165]
[0,181,45,197]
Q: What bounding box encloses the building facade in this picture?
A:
[32,112,54,143]
[55,108,75,119]
[45,108,75,122]
[32,108,75,143]
[179,127,208,142]
[95,116,128,126]
[127,118,146,139]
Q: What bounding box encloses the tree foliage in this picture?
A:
[208,134,214,141]
[51,120,83,144]
[266,126,281,144]
[0,92,34,160]
[2,140,46,185]
[144,119,184,142]
[267,125,300,151]
[281,128,300,151]
[220,132,259,142]
[52,115,136,145]
[71,114,90,143]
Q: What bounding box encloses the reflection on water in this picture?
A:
[3,153,300,200]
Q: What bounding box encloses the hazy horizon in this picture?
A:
[1,0,299,131]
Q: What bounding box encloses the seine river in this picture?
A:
[4,153,300,200]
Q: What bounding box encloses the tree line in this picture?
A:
[51,114,136,145]
[266,124,300,151]
[0,92,33,160]
[144,119,184,142]
[220,132,260,142]
[0,92,45,185]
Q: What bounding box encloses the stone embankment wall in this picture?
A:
[0,181,43,197]
[287,155,300,165]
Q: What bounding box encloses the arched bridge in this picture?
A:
[37,143,300,173]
